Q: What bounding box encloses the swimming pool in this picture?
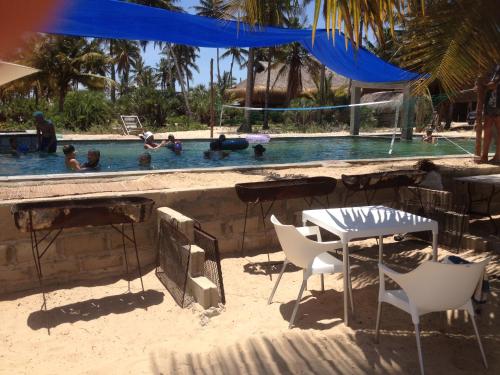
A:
[0,136,477,177]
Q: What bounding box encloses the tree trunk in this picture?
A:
[475,80,486,156]
[216,48,221,85]
[263,48,273,130]
[239,47,254,133]
[58,88,66,112]
[168,44,192,118]
[110,40,116,103]
[319,64,326,124]
[229,54,235,86]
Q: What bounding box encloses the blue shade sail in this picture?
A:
[39,0,419,83]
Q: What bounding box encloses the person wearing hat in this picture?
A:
[141,131,166,150]
[480,64,500,163]
[253,144,266,158]
[34,111,57,153]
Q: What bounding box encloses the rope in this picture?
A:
[221,100,395,112]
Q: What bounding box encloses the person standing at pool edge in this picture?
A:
[481,64,500,163]
[34,111,57,153]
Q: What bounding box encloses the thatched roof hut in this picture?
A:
[226,61,349,106]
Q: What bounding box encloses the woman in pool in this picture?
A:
[63,144,82,171]
[82,149,101,170]
[141,131,166,150]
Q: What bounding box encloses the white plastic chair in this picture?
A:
[268,215,353,328]
[375,259,490,375]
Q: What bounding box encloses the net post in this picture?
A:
[210,58,214,139]
[349,85,361,135]
[401,85,414,140]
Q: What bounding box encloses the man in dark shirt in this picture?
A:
[34,111,57,153]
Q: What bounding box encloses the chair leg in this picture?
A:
[348,256,354,313]
[320,274,325,292]
[289,279,307,329]
[375,302,382,343]
[470,314,488,368]
[268,260,288,304]
[415,324,425,375]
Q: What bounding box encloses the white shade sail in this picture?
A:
[0,61,39,86]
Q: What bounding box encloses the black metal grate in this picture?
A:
[156,218,193,308]
[194,223,226,304]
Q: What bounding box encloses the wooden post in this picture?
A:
[349,85,361,135]
[210,58,215,139]
[474,78,486,157]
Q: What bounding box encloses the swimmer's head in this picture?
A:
[168,134,175,142]
[87,149,100,164]
[218,134,226,142]
[426,128,433,136]
[138,152,151,166]
[63,144,76,157]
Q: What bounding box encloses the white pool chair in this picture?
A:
[120,115,143,135]
[268,215,352,328]
[375,259,490,375]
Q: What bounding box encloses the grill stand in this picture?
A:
[240,195,330,280]
[28,213,145,312]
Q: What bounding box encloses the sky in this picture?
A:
[143,0,321,87]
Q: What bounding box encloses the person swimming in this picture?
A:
[166,134,182,154]
[422,128,436,144]
[9,137,29,155]
[82,149,101,170]
[141,131,166,150]
[138,152,152,167]
[253,144,266,158]
[203,150,229,160]
[63,144,82,171]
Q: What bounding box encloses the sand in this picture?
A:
[0,238,498,375]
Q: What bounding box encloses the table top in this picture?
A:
[302,205,438,242]
[455,174,500,186]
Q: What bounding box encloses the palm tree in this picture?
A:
[220,47,248,86]
[194,0,228,85]
[171,44,200,92]
[156,57,175,92]
[113,40,141,95]
[28,35,110,111]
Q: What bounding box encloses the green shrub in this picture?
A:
[61,90,112,131]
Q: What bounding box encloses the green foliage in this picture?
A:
[118,87,182,129]
[60,90,112,131]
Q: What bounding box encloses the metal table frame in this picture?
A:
[302,205,438,327]
[27,210,145,308]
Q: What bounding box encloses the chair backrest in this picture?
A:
[270,215,320,269]
[390,259,489,313]
[120,115,143,135]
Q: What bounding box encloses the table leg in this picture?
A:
[342,242,349,326]
[378,235,383,264]
[432,231,438,261]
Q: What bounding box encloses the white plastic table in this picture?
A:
[302,205,438,326]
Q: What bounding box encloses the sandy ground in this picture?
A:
[0,238,498,375]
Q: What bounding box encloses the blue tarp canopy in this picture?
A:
[40,0,418,83]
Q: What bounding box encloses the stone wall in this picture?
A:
[0,172,497,296]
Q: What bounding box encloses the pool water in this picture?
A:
[0,137,476,177]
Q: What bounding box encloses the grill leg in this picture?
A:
[121,224,131,292]
[131,223,145,292]
[241,203,249,255]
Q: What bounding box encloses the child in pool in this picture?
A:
[82,149,101,170]
[63,144,82,171]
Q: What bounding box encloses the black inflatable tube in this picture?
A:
[210,138,249,151]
